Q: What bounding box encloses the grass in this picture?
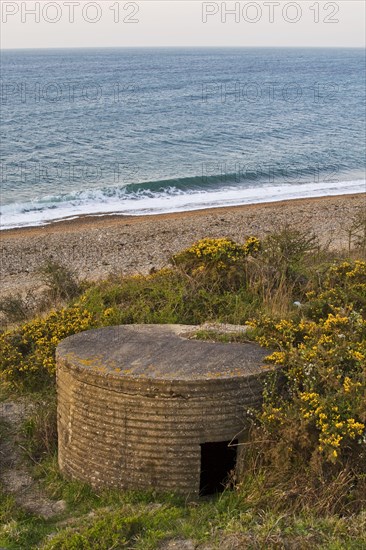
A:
[0,224,365,548]
[1,468,365,549]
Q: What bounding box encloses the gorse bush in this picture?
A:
[305,260,366,319]
[252,310,365,461]
[245,259,366,512]
[0,305,95,389]
[171,236,261,292]
[172,236,261,271]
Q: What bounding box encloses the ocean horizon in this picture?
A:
[1,47,365,229]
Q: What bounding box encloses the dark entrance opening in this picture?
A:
[199,440,238,496]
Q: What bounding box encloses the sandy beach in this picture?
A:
[1,193,365,299]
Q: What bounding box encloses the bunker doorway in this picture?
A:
[199,440,238,496]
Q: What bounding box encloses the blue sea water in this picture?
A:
[1,47,365,229]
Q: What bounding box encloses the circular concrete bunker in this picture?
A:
[56,324,272,496]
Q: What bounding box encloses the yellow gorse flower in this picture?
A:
[0,304,95,384]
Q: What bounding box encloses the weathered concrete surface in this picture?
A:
[56,325,272,496]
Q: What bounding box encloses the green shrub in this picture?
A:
[345,210,366,254]
[39,261,81,302]
[0,294,32,324]
[245,227,319,304]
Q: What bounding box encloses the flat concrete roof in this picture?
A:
[57,325,271,382]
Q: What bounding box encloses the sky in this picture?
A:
[1,1,365,50]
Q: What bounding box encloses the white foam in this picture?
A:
[1,179,365,230]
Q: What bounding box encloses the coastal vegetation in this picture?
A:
[0,224,365,549]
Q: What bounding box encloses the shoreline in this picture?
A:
[2,192,365,238]
[1,193,365,299]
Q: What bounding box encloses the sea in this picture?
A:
[1,47,365,229]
